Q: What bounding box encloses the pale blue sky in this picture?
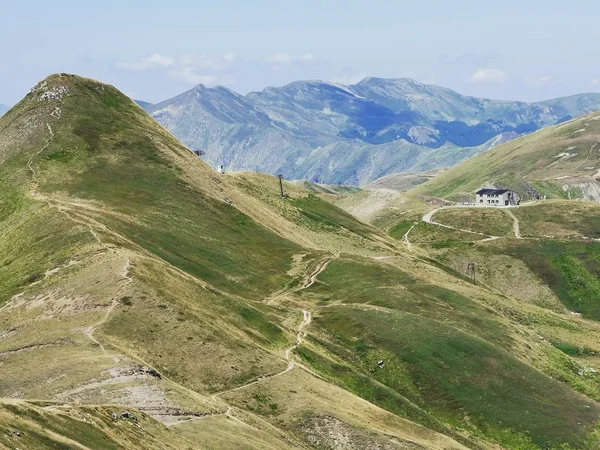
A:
[2,0,599,105]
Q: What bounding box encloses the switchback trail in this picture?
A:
[301,259,333,289]
[267,256,334,305]
[210,257,333,412]
[211,309,313,403]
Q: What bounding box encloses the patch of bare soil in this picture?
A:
[300,415,426,450]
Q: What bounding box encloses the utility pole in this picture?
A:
[466,262,476,285]
[278,174,285,198]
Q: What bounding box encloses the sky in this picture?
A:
[2,0,600,105]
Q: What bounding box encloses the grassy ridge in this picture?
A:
[413,111,600,200]
[32,75,301,298]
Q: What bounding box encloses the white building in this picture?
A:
[475,189,519,206]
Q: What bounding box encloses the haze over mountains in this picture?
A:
[147,77,600,185]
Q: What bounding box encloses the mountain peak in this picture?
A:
[22,73,131,110]
[354,76,422,87]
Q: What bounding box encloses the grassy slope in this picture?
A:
[412,111,600,200]
[34,77,301,298]
[226,171,396,255]
[389,219,483,246]
[0,75,463,449]
[0,401,196,450]
[290,174,600,448]
[296,257,600,448]
[511,201,600,239]
[4,74,600,449]
[0,75,302,398]
[433,208,514,237]
[365,172,434,191]
[424,238,600,405]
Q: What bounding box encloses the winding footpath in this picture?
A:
[267,257,333,305]
[25,112,134,352]
[83,257,133,353]
[200,258,332,425]
[422,207,489,237]
[422,204,531,240]
[504,209,521,238]
[211,309,312,403]
[401,222,418,251]
[22,110,335,430]
[27,122,55,197]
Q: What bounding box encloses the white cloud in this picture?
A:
[468,68,507,84]
[524,75,553,86]
[266,52,314,64]
[118,52,242,86]
[117,53,175,71]
[168,66,218,85]
[592,79,600,85]
[180,54,232,71]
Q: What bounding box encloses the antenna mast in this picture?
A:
[466,262,476,285]
[278,174,285,198]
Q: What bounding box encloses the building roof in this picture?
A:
[475,188,510,195]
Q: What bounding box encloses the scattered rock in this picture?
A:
[143,367,162,379]
[39,86,68,102]
[578,367,598,377]
[121,411,137,421]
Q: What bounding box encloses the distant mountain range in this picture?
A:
[147,78,600,185]
[0,104,10,116]
[135,99,153,109]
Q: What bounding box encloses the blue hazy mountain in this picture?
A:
[147,78,600,185]
[134,100,153,109]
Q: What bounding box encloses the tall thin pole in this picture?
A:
[467,262,476,285]
[278,174,285,198]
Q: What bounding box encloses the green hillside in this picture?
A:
[412,111,600,201]
[2,74,600,449]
